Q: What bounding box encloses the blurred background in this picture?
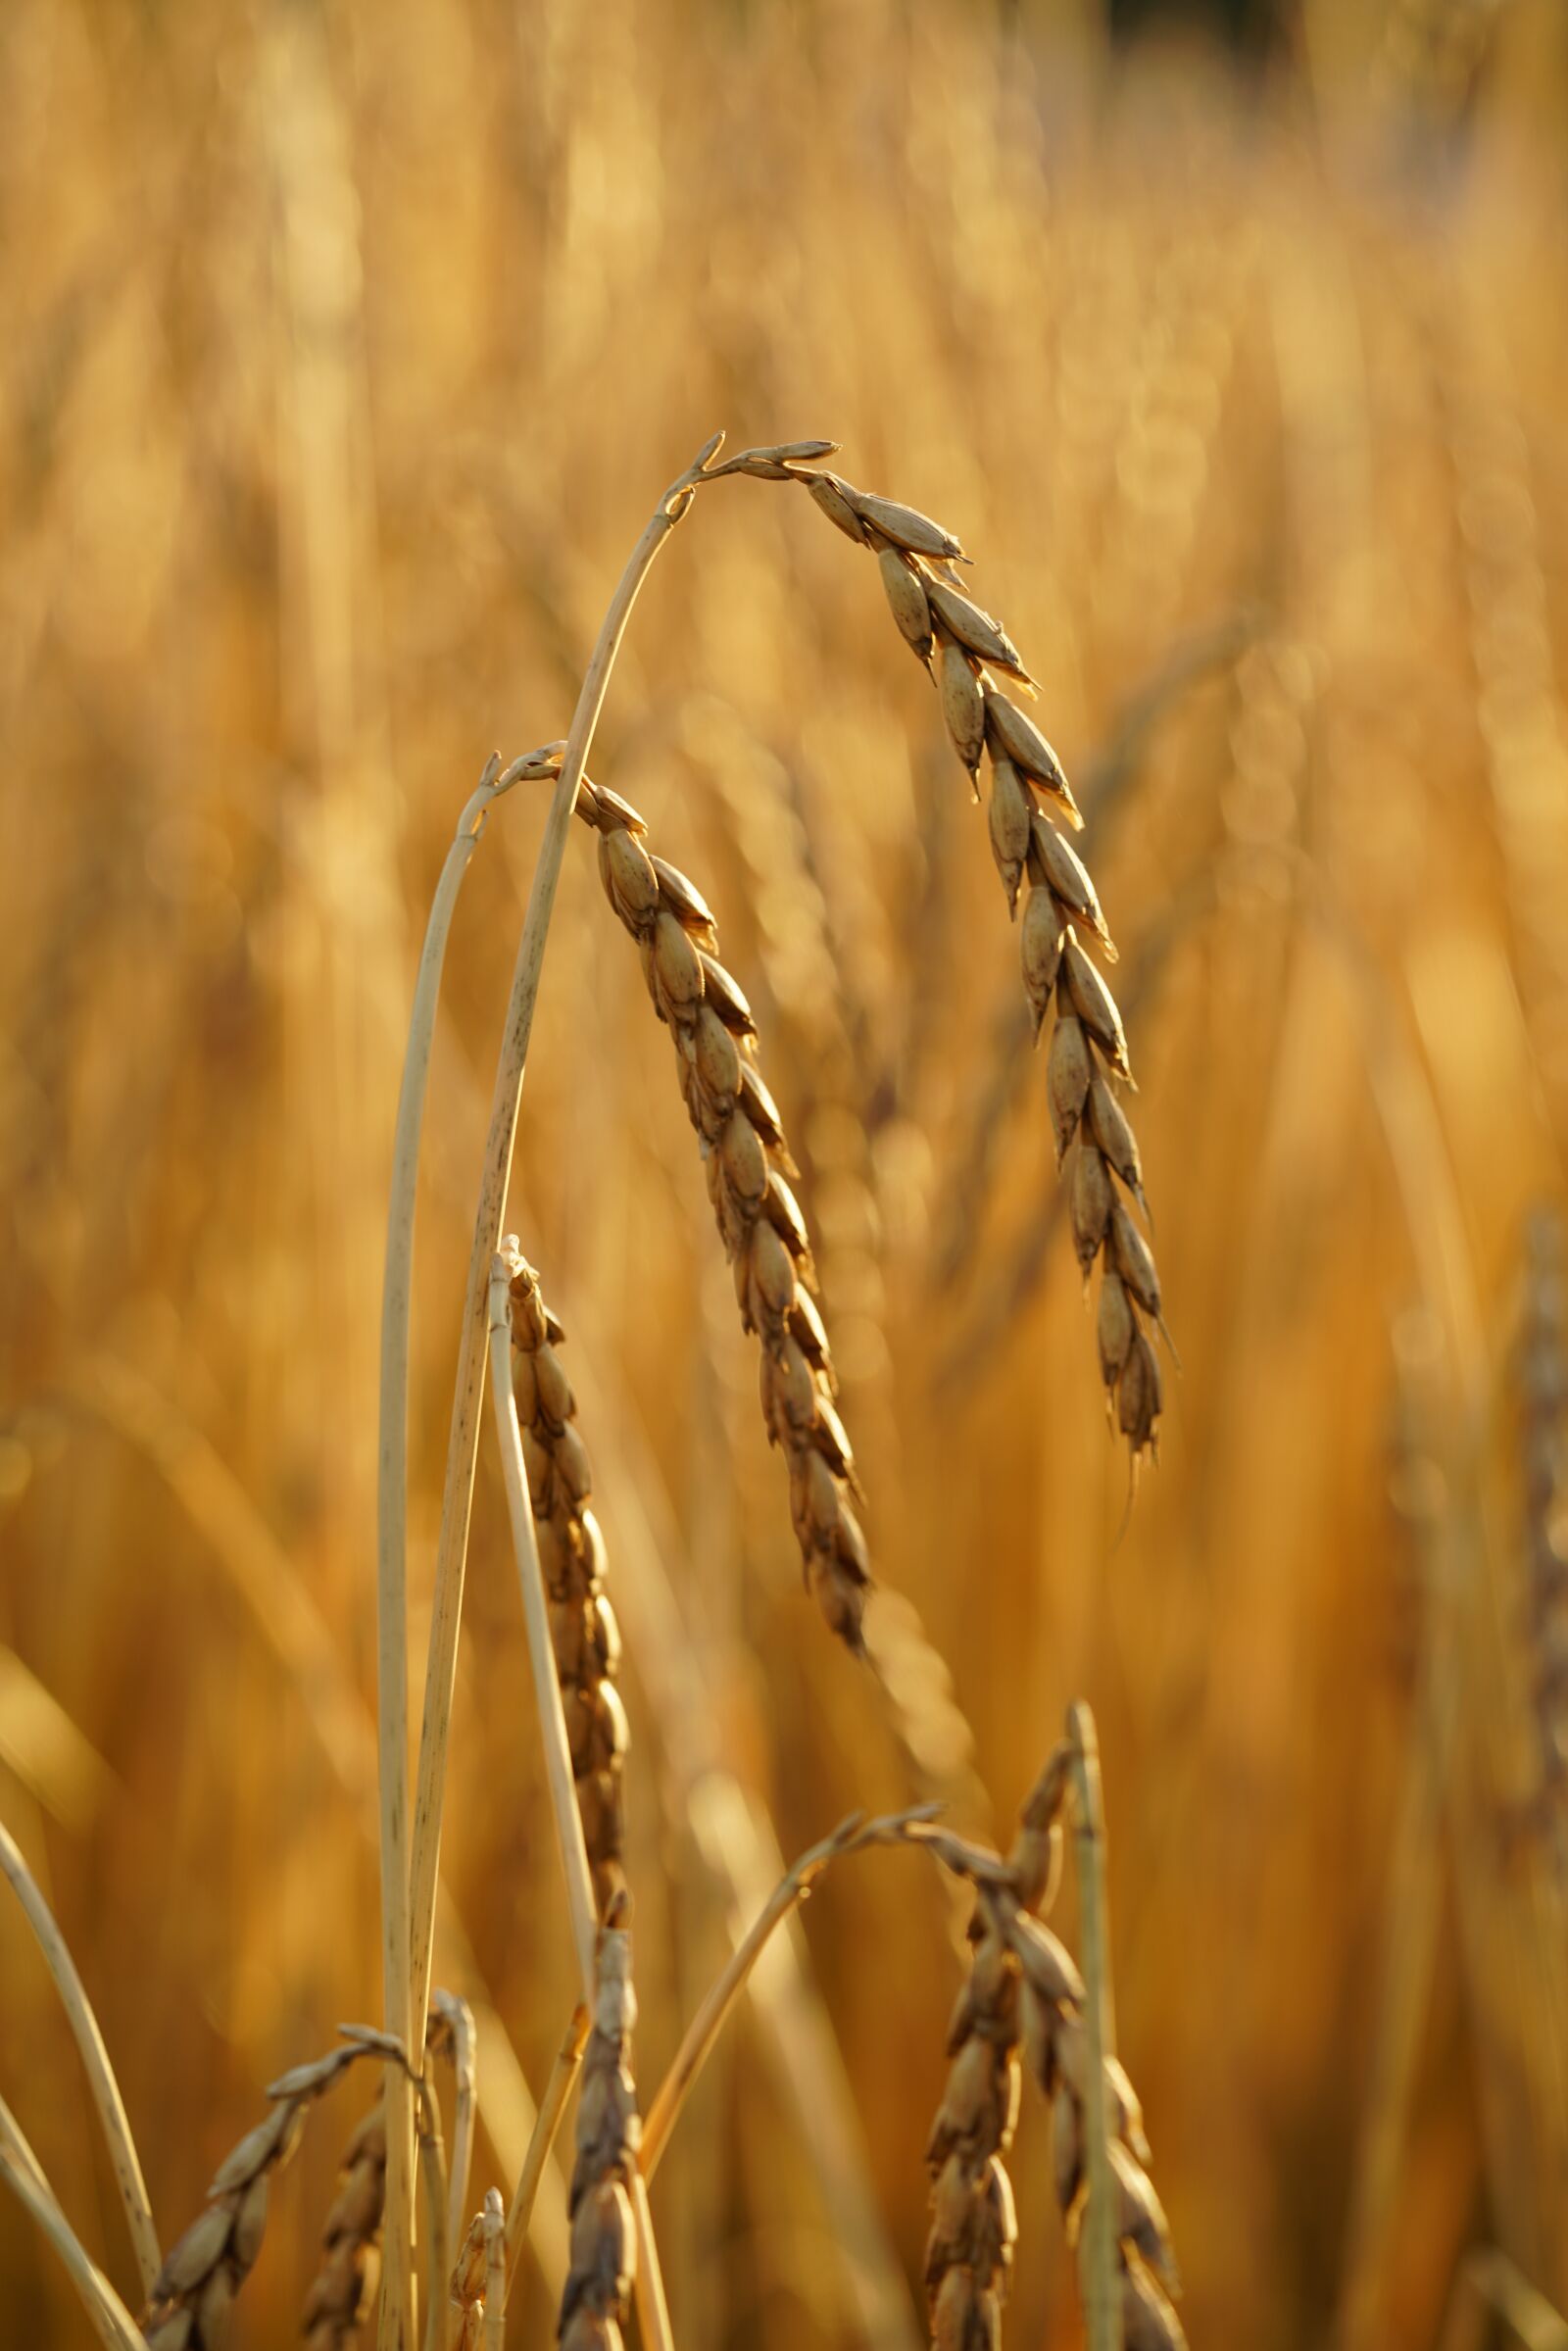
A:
[3,0,1568,2343]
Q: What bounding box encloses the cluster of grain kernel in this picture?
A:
[797,466,1166,1459]
[573,773,870,1651]
[560,1909,643,2351]
[141,2033,402,2351]
[509,1252,630,1919]
[300,2105,386,2349]
[923,1756,1184,2350]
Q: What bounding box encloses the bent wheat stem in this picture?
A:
[406,436,744,2158]
[0,2114,145,2351]
[0,1820,160,2297]
[379,746,551,2351]
[641,1806,937,2181]
[504,2004,590,2305]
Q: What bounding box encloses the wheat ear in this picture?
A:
[486,1252,674,2351]
[141,2027,409,2350]
[795,467,1166,1461]
[0,1819,161,2297]
[507,1255,632,1919]
[301,2103,387,2349]
[914,1739,1183,2351]
[377,743,562,2337]
[571,773,870,1651]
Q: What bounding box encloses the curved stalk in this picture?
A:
[0,2096,145,2351]
[641,1807,936,2181]
[0,1823,160,2297]
[378,747,544,2351]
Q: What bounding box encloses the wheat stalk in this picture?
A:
[400,438,840,2328]
[377,743,563,2325]
[0,2089,147,2351]
[0,1818,161,2298]
[641,1805,939,2180]
[504,2004,591,2307]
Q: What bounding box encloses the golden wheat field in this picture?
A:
[4,1,1568,2345]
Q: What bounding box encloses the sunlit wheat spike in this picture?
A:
[300,2105,385,2349]
[142,2033,404,2351]
[797,461,1167,1464]
[507,1255,631,1922]
[575,776,871,1652]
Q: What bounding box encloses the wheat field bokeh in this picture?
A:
[3,0,1568,2344]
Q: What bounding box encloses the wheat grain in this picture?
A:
[141,2029,408,2351]
[570,772,871,1652]
[301,2105,387,2350]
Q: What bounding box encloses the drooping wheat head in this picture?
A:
[569,772,871,1652]
[794,466,1167,1460]
[141,2031,405,2351]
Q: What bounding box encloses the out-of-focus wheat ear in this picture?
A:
[141,2029,411,2351]
[507,1255,631,1924]
[573,778,871,1655]
[301,2105,386,2350]
[1069,1706,1120,2351]
[0,1821,161,2298]
[405,437,751,2328]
